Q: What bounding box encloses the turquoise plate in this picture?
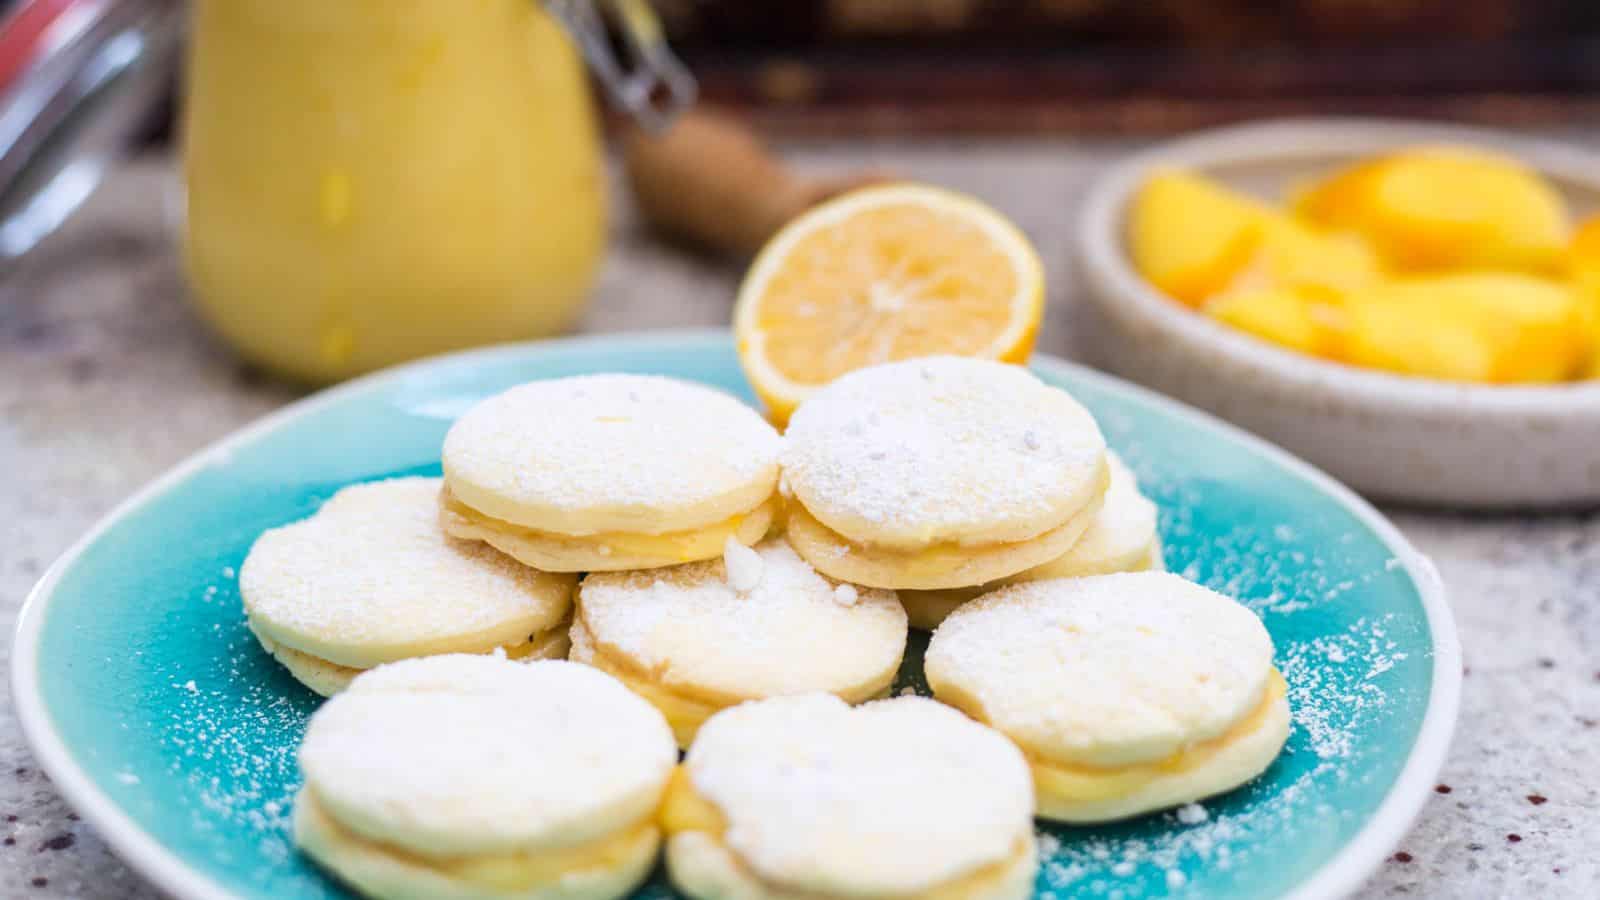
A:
[13,330,1460,900]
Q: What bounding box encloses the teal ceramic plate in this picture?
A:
[13,330,1460,900]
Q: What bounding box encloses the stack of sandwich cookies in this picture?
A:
[924,571,1290,823]
[899,450,1163,630]
[572,538,908,747]
[782,357,1110,589]
[240,478,575,696]
[661,694,1038,900]
[295,656,677,900]
[441,375,782,572]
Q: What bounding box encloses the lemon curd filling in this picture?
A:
[578,646,725,747]
[299,790,658,892]
[659,768,1033,900]
[788,502,1099,581]
[1027,669,1288,805]
[441,487,775,563]
[255,625,571,695]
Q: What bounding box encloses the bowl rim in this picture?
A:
[11,328,1461,900]
[1075,115,1600,415]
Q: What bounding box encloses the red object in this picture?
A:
[0,0,93,96]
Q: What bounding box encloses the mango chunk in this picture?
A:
[1565,214,1600,365]
[1130,169,1380,306]
[1295,148,1569,273]
[1341,273,1586,383]
[1128,170,1268,306]
[1231,220,1382,298]
[1203,287,1344,356]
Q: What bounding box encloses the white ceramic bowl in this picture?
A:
[1075,117,1600,509]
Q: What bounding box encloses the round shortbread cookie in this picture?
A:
[784,476,1104,590]
[782,357,1107,549]
[442,375,782,536]
[297,657,676,864]
[441,489,778,573]
[241,478,574,671]
[667,694,1035,900]
[574,539,906,733]
[924,572,1278,770]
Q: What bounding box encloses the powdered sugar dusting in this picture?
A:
[783,357,1106,546]
[833,583,860,607]
[723,536,765,593]
[1175,802,1209,825]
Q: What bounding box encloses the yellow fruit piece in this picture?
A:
[1230,220,1381,298]
[1129,170,1380,307]
[1127,170,1270,306]
[1203,287,1345,357]
[1295,147,1569,272]
[1566,214,1600,372]
[1342,273,1585,383]
[1294,157,1389,227]
[734,183,1044,425]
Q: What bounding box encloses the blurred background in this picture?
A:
[664,0,1600,133]
[24,0,1600,145]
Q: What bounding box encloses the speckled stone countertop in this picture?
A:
[3,146,1598,899]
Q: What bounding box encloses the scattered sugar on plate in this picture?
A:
[832,583,859,607]
[1176,803,1208,825]
[723,537,764,593]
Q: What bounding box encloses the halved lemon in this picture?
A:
[734,183,1045,424]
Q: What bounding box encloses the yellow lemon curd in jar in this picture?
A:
[183,0,605,382]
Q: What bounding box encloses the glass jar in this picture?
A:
[0,0,692,381]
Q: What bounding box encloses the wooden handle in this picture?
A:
[623,109,887,257]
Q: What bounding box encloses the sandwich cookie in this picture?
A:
[660,694,1037,900]
[295,656,677,900]
[572,538,907,746]
[240,478,574,696]
[924,572,1289,823]
[782,357,1110,590]
[441,375,782,572]
[898,451,1163,630]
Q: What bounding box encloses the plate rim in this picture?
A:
[10,327,1462,900]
